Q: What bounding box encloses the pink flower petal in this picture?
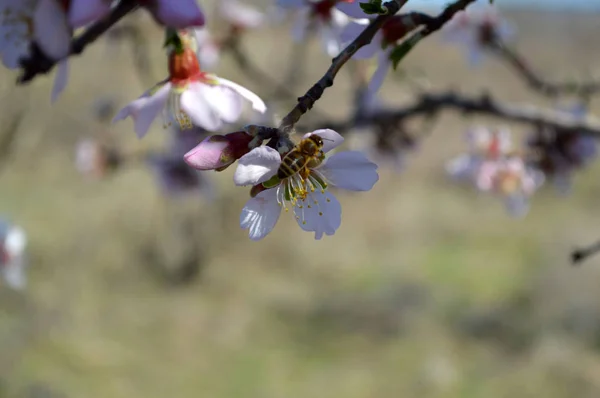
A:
[203,84,243,123]
[240,188,281,241]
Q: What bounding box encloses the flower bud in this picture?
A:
[184,131,253,171]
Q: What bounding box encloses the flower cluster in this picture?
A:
[0,0,205,101]
[446,126,544,217]
[0,219,27,290]
[185,128,378,240]
[442,2,514,65]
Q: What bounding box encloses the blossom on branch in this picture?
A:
[442,2,514,66]
[277,0,358,56]
[0,0,71,101]
[233,129,379,240]
[446,126,543,217]
[0,219,27,290]
[113,32,266,137]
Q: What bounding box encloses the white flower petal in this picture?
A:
[203,83,243,123]
[234,146,281,186]
[367,49,391,95]
[294,190,341,240]
[5,226,27,257]
[240,189,281,241]
[504,193,529,218]
[2,259,26,290]
[180,82,222,131]
[336,1,366,19]
[33,0,71,60]
[319,22,342,57]
[305,129,344,153]
[290,7,310,42]
[133,83,171,138]
[319,151,379,191]
[216,77,267,114]
[50,60,69,102]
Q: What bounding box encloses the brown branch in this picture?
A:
[495,43,600,98]
[572,240,600,265]
[17,0,139,84]
[301,90,600,137]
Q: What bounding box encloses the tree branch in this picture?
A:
[495,43,600,98]
[277,0,409,134]
[301,90,600,137]
[572,240,600,265]
[276,0,477,134]
[17,0,139,84]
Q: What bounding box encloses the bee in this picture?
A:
[277,135,326,180]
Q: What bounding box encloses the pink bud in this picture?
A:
[184,131,253,171]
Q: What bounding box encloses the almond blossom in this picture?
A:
[475,156,544,217]
[233,129,379,240]
[277,0,357,56]
[442,2,514,66]
[446,126,513,181]
[0,0,71,101]
[0,219,27,290]
[113,35,267,138]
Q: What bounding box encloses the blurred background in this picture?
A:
[1,1,600,397]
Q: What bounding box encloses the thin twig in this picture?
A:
[277,0,410,134]
[18,0,139,84]
[572,240,600,265]
[300,91,600,137]
[277,0,477,134]
[495,43,600,98]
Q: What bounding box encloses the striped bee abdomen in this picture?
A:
[278,152,308,179]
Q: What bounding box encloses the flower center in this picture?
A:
[495,171,521,195]
[276,169,329,222]
[168,47,207,85]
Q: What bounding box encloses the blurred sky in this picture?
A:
[404,0,600,12]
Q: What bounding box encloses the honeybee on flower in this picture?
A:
[232,129,379,240]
